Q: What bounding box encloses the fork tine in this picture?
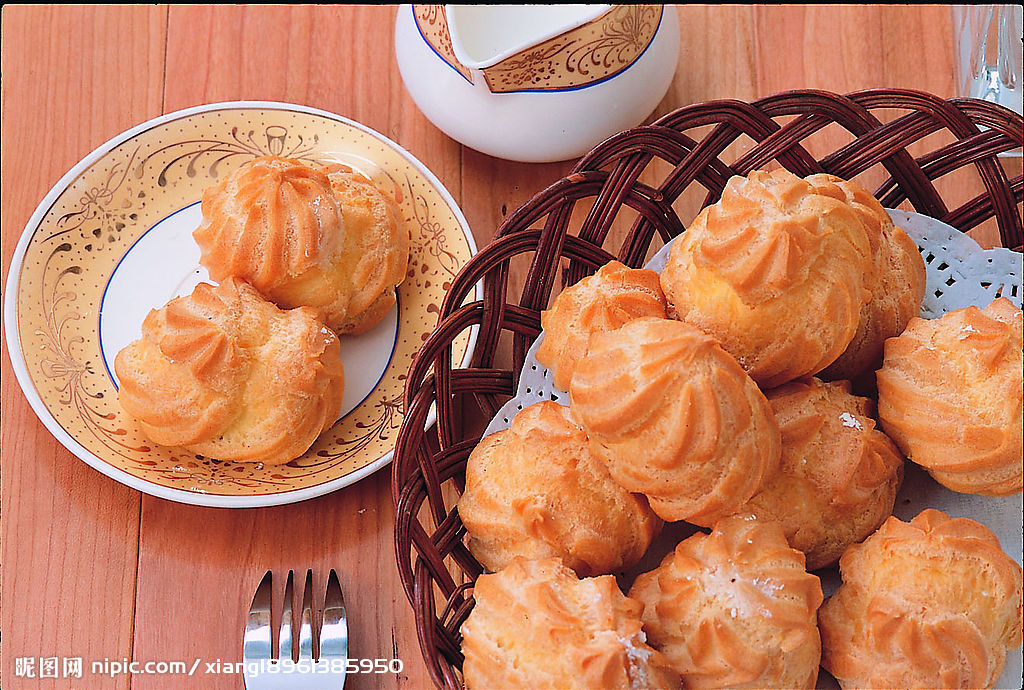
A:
[278,570,295,663]
[243,571,273,661]
[298,569,315,660]
[319,569,349,662]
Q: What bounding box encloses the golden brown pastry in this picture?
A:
[629,517,824,689]
[319,163,410,334]
[193,156,409,334]
[458,401,661,577]
[877,297,1023,495]
[819,509,1024,689]
[659,168,874,388]
[568,317,781,525]
[535,260,667,390]
[733,377,905,570]
[114,278,344,465]
[461,557,680,690]
[808,174,927,381]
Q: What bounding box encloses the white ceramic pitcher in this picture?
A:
[395,4,680,163]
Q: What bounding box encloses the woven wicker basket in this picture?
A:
[390,88,1023,689]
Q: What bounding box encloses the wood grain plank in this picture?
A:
[751,4,955,95]
[668,4,759,105]
[1,5,166,688]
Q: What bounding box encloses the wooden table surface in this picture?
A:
[0,4,1012,689]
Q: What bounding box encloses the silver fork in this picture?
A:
[243,569,348,689]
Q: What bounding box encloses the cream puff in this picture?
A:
[193,156,409,334]
[458,401,661,577]
[877,297,1023,495]
[819,509,1023,689]
[461,557,680,689]
[734,377,904,570]
[629,517,824,688]
[568,317,781,525]
[114,278,344,464]
[659,168,874,388]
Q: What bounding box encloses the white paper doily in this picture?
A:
[480,209,1024,689]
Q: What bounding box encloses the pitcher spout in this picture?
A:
[446,4,613,70]
[411,4,666,95]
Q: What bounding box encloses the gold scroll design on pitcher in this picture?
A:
[414,5,474,84]
[481,4,662,94]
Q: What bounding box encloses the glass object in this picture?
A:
[952,5,1023,128]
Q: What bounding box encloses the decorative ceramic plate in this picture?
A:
[4,101,478,507]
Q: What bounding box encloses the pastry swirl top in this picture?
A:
[877,297,1023,495]
[460,557,680,690]
[569,317,781,525]
[660,168,873,387]
[114,278,344,465]
[819,509,1024,690]
[194,156,344,286]
[689,170,866,304]
[629,517,824,689]
[536,260,667,391]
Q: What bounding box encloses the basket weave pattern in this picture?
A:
[390,89,1023,689]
